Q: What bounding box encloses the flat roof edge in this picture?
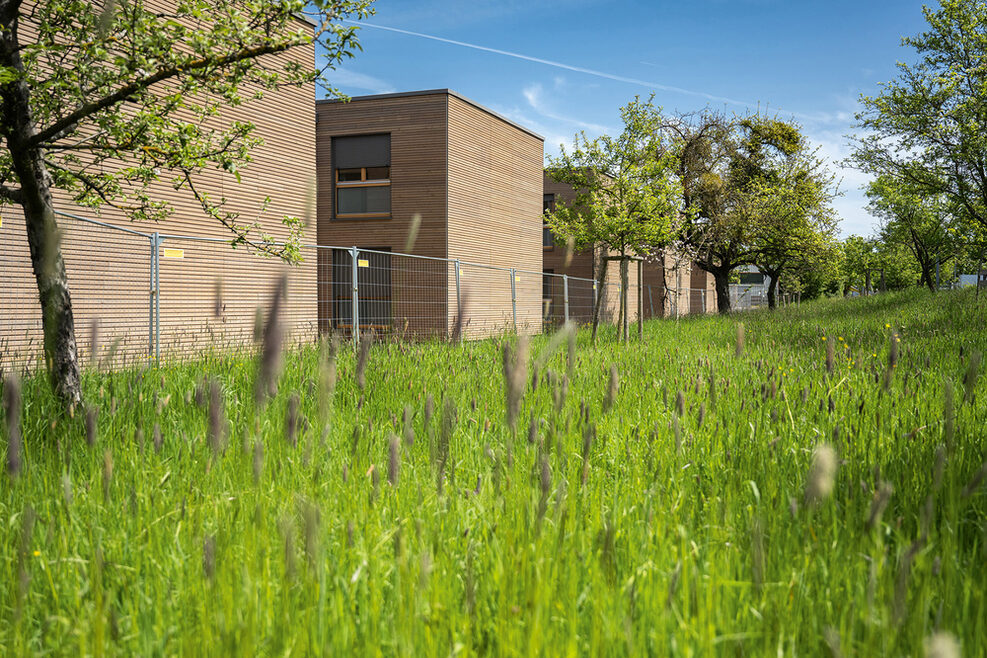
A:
[317,88,544,142]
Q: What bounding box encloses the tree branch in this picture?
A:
[0,183,23,203]
[29,38,302,148]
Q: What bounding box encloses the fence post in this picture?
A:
[454,259,462,343]
[563,274,569,324]
[153,233,161,362]
[637,262,643,340]
[510,268,517,332]
[350,246,360,346]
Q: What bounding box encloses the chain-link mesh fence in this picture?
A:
[1,211,152,375]
[2,212,723,373]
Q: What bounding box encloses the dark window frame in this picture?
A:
[332,134,392,220]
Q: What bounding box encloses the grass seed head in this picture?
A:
[253,438,264,484]
[213,278,223,318]
[405,213,422,252]
[255,274,286,406]
[502,337,529,431]
[451,290,470,344]
[356,335,372,391]
[403,404,414,445]
[825,338,834,375]
[85,405,97,447]
[207,377,225,455]
[735,322,745,357]
[424,394,434,428]
[153,423,162,453]
[388,433,400,486]
[604,364,619,412]
[924,632,960,658]
[805,443,837,506]
[61,473,72,507]
[3,375,22,478]
[889,331,899,369]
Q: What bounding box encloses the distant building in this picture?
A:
[316,89,544,338]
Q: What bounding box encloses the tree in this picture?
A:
[0,0,371,403]
[546,96,682,343]
[850,0,987,233]
[678,114,816,313]
[748,126,840,308]
[659,110,739,313]
[866,175,957,291]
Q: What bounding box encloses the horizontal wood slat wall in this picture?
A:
[447,93,543,337]
[0,7,316,370]
[316,92,450,337]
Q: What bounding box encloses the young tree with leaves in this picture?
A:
[748,130,840,308]
[866,175,958,291]
[851,0,987,233]
[546,96,682,343]
[0,0,371,403]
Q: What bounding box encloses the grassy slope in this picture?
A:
[1,288,986,655]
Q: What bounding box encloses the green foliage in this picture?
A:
[545,96,682,257]
[866,175,959,289]
[2,290,986,654]
[0,0,372,260]
[851,0,987,233]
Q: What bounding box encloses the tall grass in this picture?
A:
[1,287,986,655]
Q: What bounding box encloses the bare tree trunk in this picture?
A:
[712,268,732,314]
[590,250,608,344]
[619,255,629,342]
[766,270,780,309]
[0,9,81,405]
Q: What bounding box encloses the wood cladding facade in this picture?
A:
[316,90,544,339]
[0,10,316,369]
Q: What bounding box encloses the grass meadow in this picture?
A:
[1,287,986,655]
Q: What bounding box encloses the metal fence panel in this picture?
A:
[1,211,152,373]
[3,211,725,372]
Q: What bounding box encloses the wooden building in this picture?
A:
[0,11,317,369]
[316,89,544,339]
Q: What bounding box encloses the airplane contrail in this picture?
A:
[343,20,756,110]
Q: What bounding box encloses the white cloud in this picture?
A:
[325,68,396,95]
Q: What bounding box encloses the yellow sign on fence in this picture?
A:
[162,248,184,259]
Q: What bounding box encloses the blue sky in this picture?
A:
[325,0,931,237]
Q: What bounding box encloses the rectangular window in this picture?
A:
[542,193,556,249]
[333,134,391,219]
